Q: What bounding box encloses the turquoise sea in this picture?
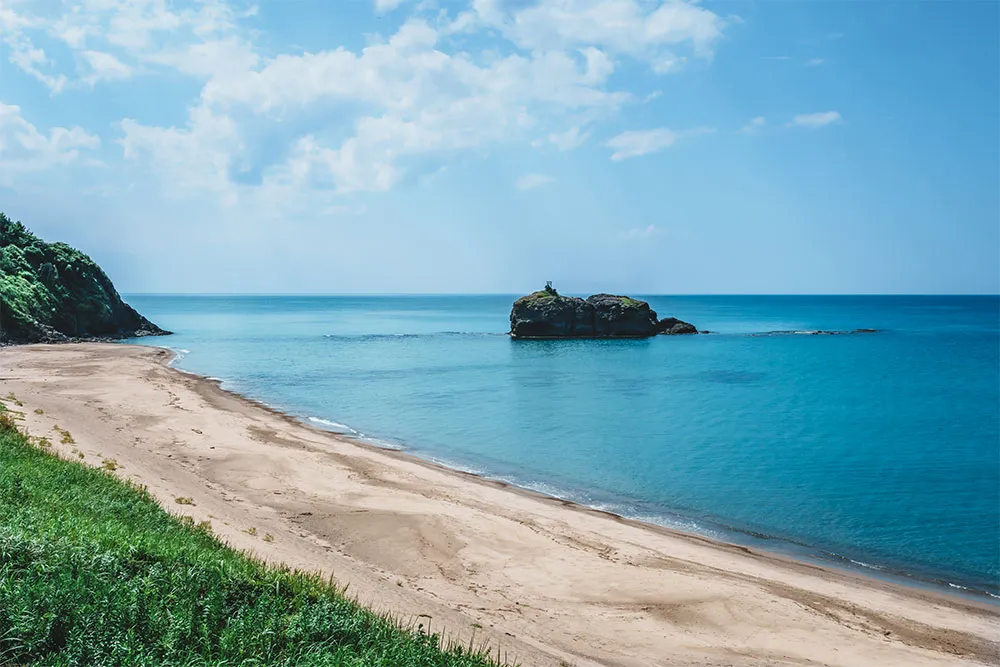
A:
[127,295,999,598]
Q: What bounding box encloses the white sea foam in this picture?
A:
[426,456,485,476]
[306,417,358,435]
[357,435,404,450]
[302,416,406,449]
[166,348,190,367]
[848,558,885,571]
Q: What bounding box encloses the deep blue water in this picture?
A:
[126,295,1000,597]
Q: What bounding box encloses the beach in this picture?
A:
[1,343,996,667]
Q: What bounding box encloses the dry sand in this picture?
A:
[1,343,996,667]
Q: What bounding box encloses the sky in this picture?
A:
[0,0,997,295]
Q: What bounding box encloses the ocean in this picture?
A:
[126,295,999,598]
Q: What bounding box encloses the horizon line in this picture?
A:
[121,292,1000,298]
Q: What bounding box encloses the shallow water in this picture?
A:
[127,295,1000,596]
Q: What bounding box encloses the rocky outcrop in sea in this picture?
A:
[509,286,698,339]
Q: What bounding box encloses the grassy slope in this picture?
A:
[0,406,505,667]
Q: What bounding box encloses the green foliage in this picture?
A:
[0,421,506,666]
[0,212,161,342]
[37,262,59,287]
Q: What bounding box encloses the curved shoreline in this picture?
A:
[4,342,997,666]
[155,343,998,603]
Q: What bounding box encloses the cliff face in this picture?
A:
[509,289,697,339]
[0,214,169,344]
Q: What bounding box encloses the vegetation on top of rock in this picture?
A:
[509,285,697,339]
[0,213,168,344]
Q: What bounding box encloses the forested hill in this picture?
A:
[0,213,168,344]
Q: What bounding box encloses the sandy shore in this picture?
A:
[1,343,996,666]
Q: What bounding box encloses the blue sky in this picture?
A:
[1,0,997,294]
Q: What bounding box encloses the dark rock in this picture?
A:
[0,213,170,345]
[508,291,596,338]
[509,288,697,339]
[655,317,698,335]
[586,293,660,337]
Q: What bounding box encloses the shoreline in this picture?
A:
[2,342,997,666]
[161,344,998,603]
[326,421,999,604]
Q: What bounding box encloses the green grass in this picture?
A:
[0,417,506,666]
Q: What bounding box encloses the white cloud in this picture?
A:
[0,7,68,92]
[201,24,624,115]
[515,173,554,190]
[1,0,731,205]
[549,126,591,150]
[141,14,634,196]
[606,126,712,161]
[374,0,407,13]
[789,111,843,128]
[120,106,241,203]
[3,0,254,91]
[145,37,258,77]
[0,103,100,182]
[739,116,766,133]
[626,224,662,239]
[607,128,677,160]
[804,58,825,67]
[451,0,728,73]
[82,50,132,84]
[104,0,183,50]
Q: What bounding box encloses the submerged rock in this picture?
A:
[749,328,881,337]
[0,213,170,344]
[509,286,697,339]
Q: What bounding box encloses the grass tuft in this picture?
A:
[54,425,75,445]
[101,458,119,471]
[174,496,195,505]
[0,420,508,666]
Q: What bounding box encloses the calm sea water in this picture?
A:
[127,295,999,597]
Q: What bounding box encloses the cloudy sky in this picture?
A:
[1,0,997,294]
